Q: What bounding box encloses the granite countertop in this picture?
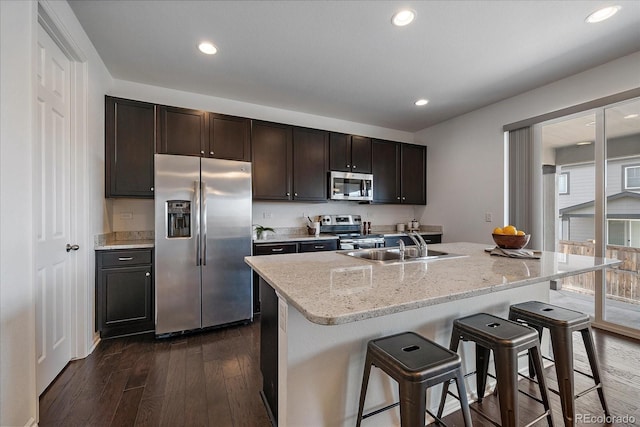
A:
[245,242,620,326]
[95,231,154,250]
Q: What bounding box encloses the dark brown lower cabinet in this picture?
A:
[384,234,442,247]
[96,249,154,338]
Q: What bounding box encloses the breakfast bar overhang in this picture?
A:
[245,242,620,427]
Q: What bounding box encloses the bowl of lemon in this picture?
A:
[492,225,530,249]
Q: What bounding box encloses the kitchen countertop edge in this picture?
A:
[245,242,621,326]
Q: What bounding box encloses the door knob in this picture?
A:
[66,244,80,252]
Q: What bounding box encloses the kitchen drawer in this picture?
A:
[98,249,152,267]
[298,240,338,253]
[253,243,298,256]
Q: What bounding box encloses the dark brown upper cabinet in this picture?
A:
[329,133,372,173]
[372,139,426,205]
[400,143,426,205]
[252,121,293,200]
[252,122,328,202]
[157,105,208,157]
[105,96,155,198]
[209,113,251,161]
[292,127,329,201]
[371,139,401,203]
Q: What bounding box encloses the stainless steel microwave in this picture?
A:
[330,171,373,201]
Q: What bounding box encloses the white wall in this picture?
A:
[109,79,420,231]
[0,0,111,425]
[0,2,37,424]
[415,51,640,245]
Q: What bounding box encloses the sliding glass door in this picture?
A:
[541,111,597,318]
[538,97,640,338]
[603,99,640,331]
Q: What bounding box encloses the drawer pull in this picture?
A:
[118,257,134,261]
[314,245,324,249]
[271,248,284,252]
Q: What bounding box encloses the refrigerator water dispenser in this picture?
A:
[167,200,191,238]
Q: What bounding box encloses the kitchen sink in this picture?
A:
[340,247,464,264]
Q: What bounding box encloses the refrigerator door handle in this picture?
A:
[202,180,207,265]
[194,180,201,266]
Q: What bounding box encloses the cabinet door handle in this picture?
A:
[286,192,290,196]
[145,272,151,277]
[397,196,400,200]
[271,248,284,252]
[150,187,154,191]
[118,257,134,261]
[346,164,350,168]
[210,151,214,155]
[294,192,297,196]
[353,165,356,169]
[200,150,205,154]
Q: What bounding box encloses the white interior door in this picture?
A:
[35,23,74,395]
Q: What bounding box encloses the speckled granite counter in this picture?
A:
[94,231,154,250]
[245,242,620,326]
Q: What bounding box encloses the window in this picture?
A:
[558,172,569,195]
[624,164,640,190]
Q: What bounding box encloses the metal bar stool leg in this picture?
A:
[493,346,519,427]
[455,369,473,427]
[476,344,491,403]
[399,380,427,427]
[528,325,544,379]
[437,331,461,419]
[549,327,575,427]
[529,343,554,426]
[356,353,373,427]
[580,326,610,417]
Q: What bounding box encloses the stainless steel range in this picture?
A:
[318,214,385,249]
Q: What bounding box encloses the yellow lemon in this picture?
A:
[492,227,503,235]
[502,225,517,235]
[516,230,525,236]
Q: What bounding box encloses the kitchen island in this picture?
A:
[245,242,620,427]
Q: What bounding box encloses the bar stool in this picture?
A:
[509,301,609,427]
[356,331,472,427]
[438,313,554,427]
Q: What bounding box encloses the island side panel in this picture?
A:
[278,281,550,427]
[259,278,279,423]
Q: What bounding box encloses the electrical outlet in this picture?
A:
[485,212,492,222]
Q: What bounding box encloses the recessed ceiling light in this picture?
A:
[392,9,416,27]
[585,5,621,23]
[198,42,217,55]
[576,141,593,146]
[624,113,639,119]
[415,99,429,106]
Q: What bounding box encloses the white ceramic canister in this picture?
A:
[396,223,405,232]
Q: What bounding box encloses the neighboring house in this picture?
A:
[558,153,640,246]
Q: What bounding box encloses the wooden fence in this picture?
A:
[557,241,640,305]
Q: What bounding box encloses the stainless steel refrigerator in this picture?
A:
[154,154,252,335]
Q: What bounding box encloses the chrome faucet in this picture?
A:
[397,239,405,261]
[407,231,428,257]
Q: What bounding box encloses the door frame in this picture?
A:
[36,0,91,378]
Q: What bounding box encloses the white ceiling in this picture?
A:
[68,0,640,133]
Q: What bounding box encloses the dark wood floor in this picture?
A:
[40,320,640,427]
